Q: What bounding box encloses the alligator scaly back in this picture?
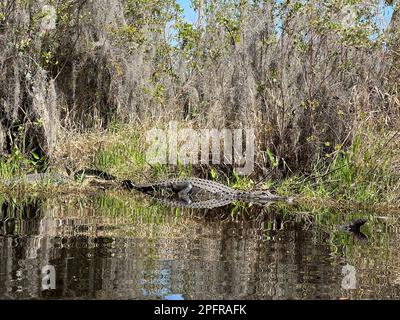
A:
[1,172,71,186]
[122,177,293,203]
[123,178,236,195]
[235,190,294,203]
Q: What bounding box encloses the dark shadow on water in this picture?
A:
[351,230,368,243]
[337,218,369,244]
[0,195,399,299]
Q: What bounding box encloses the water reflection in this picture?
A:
[0,195,399,299]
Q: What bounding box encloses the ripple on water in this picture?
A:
[0,195,399,299]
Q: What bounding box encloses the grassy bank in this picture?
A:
[1,1,399,210]
[1,122,399,210]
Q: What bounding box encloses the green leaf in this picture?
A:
[31,151,40,160]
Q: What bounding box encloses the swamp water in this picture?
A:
[0,194,399,299]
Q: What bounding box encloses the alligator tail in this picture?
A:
[236,190,293,203]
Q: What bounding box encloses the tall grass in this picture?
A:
[274,128,400,204]
[0,146,44,179]
[0,1,399,206]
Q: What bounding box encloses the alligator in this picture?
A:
[1,172,70,186]
[121,178,293,204]
[150,196,235,209]
[1,170,293,205]
[0,169,116,186]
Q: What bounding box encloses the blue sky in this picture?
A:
[177,0,197,23]
[379,0,395,30]
[177,0,394,30]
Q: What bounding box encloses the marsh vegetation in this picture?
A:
[1,1,400,205]
[1,1,400,300]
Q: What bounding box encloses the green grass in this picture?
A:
[93,124,195,182]
[1,124,399,208]
[0,146,44,179]
[271,131,400,206]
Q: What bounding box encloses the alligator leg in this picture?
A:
[176,183,193,204]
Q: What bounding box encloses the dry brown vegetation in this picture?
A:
[0,0,399,202]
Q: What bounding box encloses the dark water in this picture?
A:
[1,194,399,300]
